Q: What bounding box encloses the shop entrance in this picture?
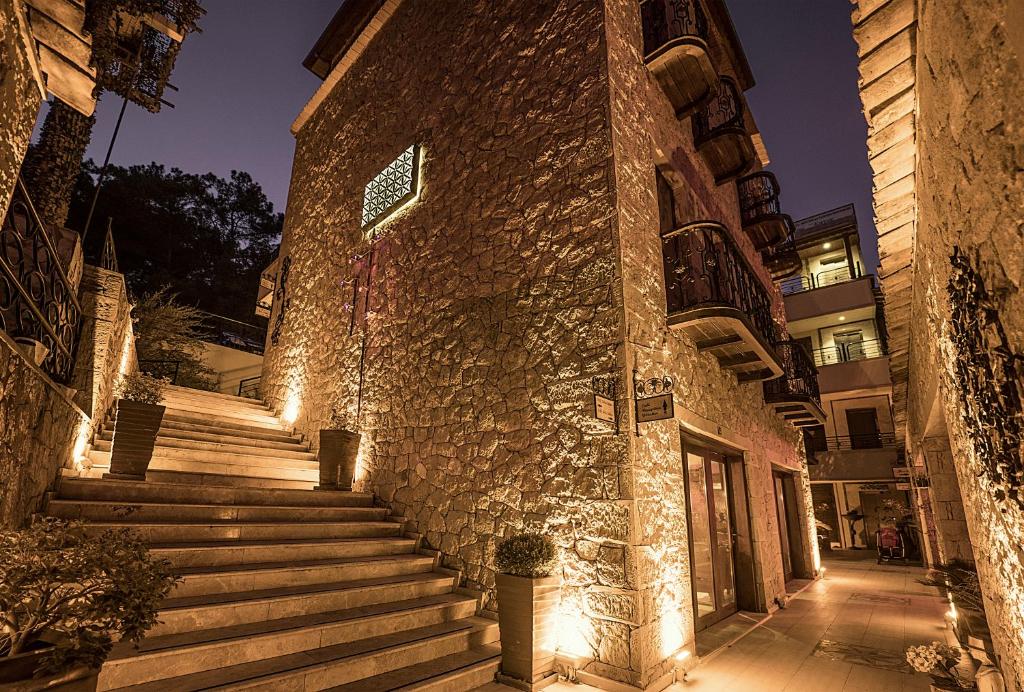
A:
[773,470,807,582]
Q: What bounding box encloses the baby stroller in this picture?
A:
[876,526,907,563]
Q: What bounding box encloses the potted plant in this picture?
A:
[316,408,361,491]
[0,518,178,691]
[105,373,166,481]
[494,533,560,690]
[905,641,975,690]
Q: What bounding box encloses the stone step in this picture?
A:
[161,388,272,412]
[328,643,501,691]
[161,402,283,428]
[153,573,459,637]
[162,410,287,434]
[99,426,308,452]
[99,594,479,690]
[141,469,316,490]
[56,477,372,507]
[81,521,403,544]
[149,536,419,569]
[108,618,499,691]
[93,436,316,461]
[164,384,270,407]
[171,554,436,599]
[153,418,301,444]
[48,499,389,524]
[85,452,320,484]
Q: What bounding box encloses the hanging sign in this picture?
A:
[892,467,910,478]
[636,393,674,423]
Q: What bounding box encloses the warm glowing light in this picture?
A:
[282,394,300,425]
[823,242,832,249]
[946,600,958,622]
[660,606,685,658]
[72,416,91,470]
[117,325,134,382]
[838,315,846,321]
[675,649,691,661]
[556,605,592,659]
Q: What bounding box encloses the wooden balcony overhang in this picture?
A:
[669,307,785,382]
[642,0,717,118]
[763,340,826,428]
[737,172,791,250]
[765,395,827,428]
[692,77,756,184]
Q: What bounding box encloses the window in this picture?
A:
[361,144,420,228]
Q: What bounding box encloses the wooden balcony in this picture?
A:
[692,77,756,184]
[641,0,717,118]
[763,340,826,428]
[662,221,784,382]
[761,217,802,280]
[737,171,790,250]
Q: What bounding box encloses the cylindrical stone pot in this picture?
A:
[105,399,165,481]
[316,429,361,491]
[495,573,560,688]
[0,647,98,691]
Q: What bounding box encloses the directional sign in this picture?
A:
[636,393,674,423]
[594,394,616,423]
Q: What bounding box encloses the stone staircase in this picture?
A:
[51,385,500,690]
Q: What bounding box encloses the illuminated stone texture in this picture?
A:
[0,0,43,217]
[854,0,1024,686]
[264,1,814,687]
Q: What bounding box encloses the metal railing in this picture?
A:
[812,338,887,367]
[0,178,83,384]
[641,0,709,58]
[198,311,266,355]
[737,171,782,227]
[761,217,802,280]
[237,375,260,400]
[138,359,180,384]
[692,76,746,145]
[825,432,899,451]
[763,340,821,405]
[780,263,862,295]
[662,221,780,345]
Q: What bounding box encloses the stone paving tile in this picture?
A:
[494,555,951,692]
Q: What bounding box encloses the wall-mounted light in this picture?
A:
[838,316,846,322]
[823,242,832,250]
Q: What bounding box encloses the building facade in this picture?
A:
[262,1,821,688]
[853,0,1024,687]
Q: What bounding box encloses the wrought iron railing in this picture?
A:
[100,222,119,272]
[812,338,887,367]
[237,375,260,400]
[780,263,863,295]
[737,171,782,227]
[641,0,709,58]
[662,221,780,345]
[138,359,180,384]
[692,76,745,146]
[0,178,83,384]
[763,340,821,404]
[825,432,899,451]
[761,217,801,277]
[198,311,266,355]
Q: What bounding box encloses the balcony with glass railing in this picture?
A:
[812,338,886,367]
[780,263,863,296]
[662,221,784,381]
[641,0,718,118]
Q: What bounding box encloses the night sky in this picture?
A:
[53,0,877,270]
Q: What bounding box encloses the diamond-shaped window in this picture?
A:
[361,145,420,227]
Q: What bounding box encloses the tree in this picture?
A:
[131,287,216,390]
[68,161,283,323]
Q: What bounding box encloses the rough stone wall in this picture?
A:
[262,0,634,676]
[907,0,1024,686]
[602,0,816,685]
[0,0,42,216]
[919,436,971,563]
[0,330,84,527]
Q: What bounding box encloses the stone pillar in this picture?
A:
[920,435,972,564]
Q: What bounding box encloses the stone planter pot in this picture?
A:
[495,573,560,690]
[316,429,361,491]
[105,399,165,481]
[0,647,98,691]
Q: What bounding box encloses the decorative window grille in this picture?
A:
[361,144,419,227]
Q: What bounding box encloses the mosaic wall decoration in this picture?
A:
[948,246,1024,510]
[361,144,419,227]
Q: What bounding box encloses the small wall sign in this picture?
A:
[892,467,910,479]
[591,375,619,433]
[896,482,911,490]
[636,393,674,423]
[594,394,616,423]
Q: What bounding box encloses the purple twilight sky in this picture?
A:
[49,0,878,271]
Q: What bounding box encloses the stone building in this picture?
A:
[852,0,1024,687]
[262,0,822,687]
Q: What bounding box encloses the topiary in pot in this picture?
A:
[106,374,166,481]
[0,518,179,690]
[494,533,560,690]
[315,407,361,491]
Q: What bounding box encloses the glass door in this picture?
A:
[685,446,738,630]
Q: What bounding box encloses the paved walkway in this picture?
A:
[480,555,954,692]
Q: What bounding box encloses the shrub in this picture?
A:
[115,372,165,405]
[918,560,984,611]
[0,518,179,674]
[132,287,216,391]
[495,533,557,578]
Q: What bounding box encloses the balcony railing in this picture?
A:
[692,76,755,183]
[813,338,886,367]
[780,263,862,295]
[763,340,825,427]
[662,221,783,381]
[641,0,716,117]
[198,311,266,355]
[737,171,790,250]
[825,432,899,451]
[0,178,83,384]
[761,217,801,280]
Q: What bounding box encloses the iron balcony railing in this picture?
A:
[825,432,899,451]
[237,375,260,400]
[812,338,887,367]
[0,178,83,384]
[641,0,709,58]
[198,311,266,355]
[780,263,863,295]
[763,339,821,405]
[692,76,746,146]
[737,171,782,228]
[662,221,780,345]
